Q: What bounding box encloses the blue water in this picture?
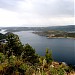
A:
[13,31,75,65]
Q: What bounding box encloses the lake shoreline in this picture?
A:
[46,36,75,40]
[33,31,75,40]
[0,30,75,65]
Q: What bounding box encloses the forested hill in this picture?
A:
[44,25,75,32]
[1,25,75,32]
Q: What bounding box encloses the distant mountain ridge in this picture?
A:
[45,25,75,32]
[1,25,75,32]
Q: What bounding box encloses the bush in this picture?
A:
[22,44,39,64]
[0,52,5,63]
[45,48,53,64]
[25,67,35,75]
[19,63,29,74]
[9,55,17,65]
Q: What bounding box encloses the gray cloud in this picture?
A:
[33,0,74,17]
[0,0,74,17]
[0,0,23,11]
[0,0,74,26]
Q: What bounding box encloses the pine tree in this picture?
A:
[6,33,23,56]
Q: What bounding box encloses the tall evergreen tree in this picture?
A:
[6,33,23,56]
[22,44,39,64]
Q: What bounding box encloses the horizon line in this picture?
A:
[0,25,75,28]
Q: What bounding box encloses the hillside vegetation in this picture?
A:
[0,33,6,40]
[0,33,75,75]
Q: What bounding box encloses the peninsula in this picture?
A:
[33,30,75,39]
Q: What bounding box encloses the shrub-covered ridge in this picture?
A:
[0,33,75,75]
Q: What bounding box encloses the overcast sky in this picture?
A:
[0,0,74,27]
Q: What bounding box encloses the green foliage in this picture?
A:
[0,43,6,54]
[25,67,35,75]
[0,65,3,72]
[9,55,17,65]
[0,52,5,63]
[58,68,65,75]
[19,63,29,74]
[45,48,53,64]
[22,44,39,64]
[39,56,44,65]
[49,67,65,75]
[6,33,23,56]
[4,65,16,75]
[49,67,58,75]
[19,63,28,71]
[0,33,6,40]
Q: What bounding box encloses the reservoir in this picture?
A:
[14,31,75,65]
